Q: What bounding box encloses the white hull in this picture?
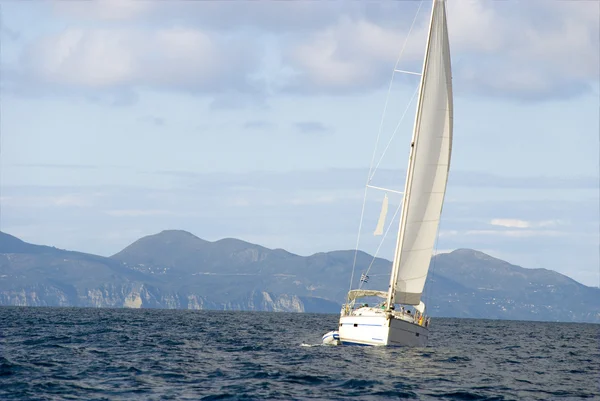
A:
[338,307,428,347]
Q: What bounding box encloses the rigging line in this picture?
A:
[367,0,424,183]
[369,85,420,182]
[358,202,403,291]
[348,187,369,295]
[348,0,425,294]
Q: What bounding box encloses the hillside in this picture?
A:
[0,230,598,323]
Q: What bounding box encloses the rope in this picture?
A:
[369,85,420,182]
[358,202,403,291]
[348,0,425,296]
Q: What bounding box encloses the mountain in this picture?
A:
[427,249,600,322]
[0,231,339,312]
[0,230,598,323]
[0,232,159,307]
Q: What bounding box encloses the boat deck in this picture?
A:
[343,306,429,328]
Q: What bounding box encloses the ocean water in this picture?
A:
[0,308,599,400]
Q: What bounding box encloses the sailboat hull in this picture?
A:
[339,312,429,347]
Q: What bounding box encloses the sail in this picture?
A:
[373,194,389,236]
[347,290,388,302]
[390,0,453,305]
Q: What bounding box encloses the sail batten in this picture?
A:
[388,0,453,306]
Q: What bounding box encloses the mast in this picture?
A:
[386,0,439,309]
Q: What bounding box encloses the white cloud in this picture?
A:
[489,219,565,229]
[52,0,151,21]
[283,15,425,93]
[1,193,98,208]
[9,0,597,100]
[104,209,175,217]
[446,0,505,54]
[283,0,598,98]
[52,0,351,32]
[449,0,598,99]
[490,219,531,228]
[17,26,261,95]
[26,29,134,88]
[51,194,95,207]
[466,229,566,238]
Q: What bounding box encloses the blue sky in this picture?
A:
[1,0,599,287]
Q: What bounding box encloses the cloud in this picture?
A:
[489,219,564,229]
[294,121,333,136]
[9,0,597,102]
[490,219,531,229]
[465,229,566,238]
[243,120,275,130]
[149,168,598,193]
[52,0,150,21]
[2,193,98,208]
[52,0,356,33]
[1,64,141,105]
[209,94,269,111]
[12,26,263,99]
[282,14,426,94]
[288,194,342,206]
[11,163,99,170]
[281,0,598,99]
[439,230,459,238]
[448,0,599,100]
[3,168,598,285]
[138,116,165,127]
[450,172,599,190]
[51,194,95,207]
[103,209,175,217]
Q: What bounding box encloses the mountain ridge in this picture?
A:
[0,230,598,323]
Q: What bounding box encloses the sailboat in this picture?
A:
[322,0,452,347]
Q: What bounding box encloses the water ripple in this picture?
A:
[0,308,599,400]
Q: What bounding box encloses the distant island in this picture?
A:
[0,230,598,323]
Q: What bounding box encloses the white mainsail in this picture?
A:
[388,0,453,306]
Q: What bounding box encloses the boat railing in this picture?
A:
[341,303,430,327]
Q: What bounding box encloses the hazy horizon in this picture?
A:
[1,0,598,286]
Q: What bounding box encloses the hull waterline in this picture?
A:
[339,312,428,347]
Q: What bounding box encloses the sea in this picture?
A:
[0,307,599,400]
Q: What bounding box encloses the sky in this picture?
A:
[1,0,599,287]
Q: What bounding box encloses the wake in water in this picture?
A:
[300,343,324,347]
